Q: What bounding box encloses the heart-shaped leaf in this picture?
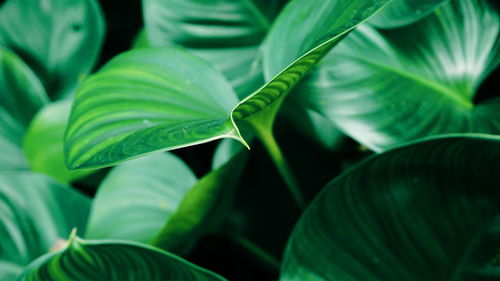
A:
[0,0,105,99]
[369,0,450,28]
[65,0,390,170]
[281,135,500,281]
[298,0,500,151]
[85,152,197,243]
[18,238,228,281]
[23,100,95,183]
[142,0,285,98]
[0,172,90,281]
[64,47,245,169]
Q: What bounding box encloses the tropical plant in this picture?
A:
[1,0,499,280]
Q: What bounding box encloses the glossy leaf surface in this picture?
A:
[0,173,90,281]
[299,0,500,151]
[18,238,228,281]
[0,0,105,99]
[234,0,391,133]
[369,0,450,28]
[64,47,244,169]
[85,153,196,243]
[282,135,500,281]
[23,100,94,183]
[65,0,390,170]
[142,0,285,98]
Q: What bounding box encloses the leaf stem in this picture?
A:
[227,233,281,271]
[254,128,306,210]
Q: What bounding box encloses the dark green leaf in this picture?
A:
[369,0,450,28]
[64,47,246,169]
[18,238,228,281]
[298,0,500,151]
[85,153,197,243]
[0,0,105,99]
[282,135,500,281]
[23,100,95,183]
[0,172,90,281]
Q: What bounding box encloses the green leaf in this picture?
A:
[281,135,500,281]
[151,146,248,255]
[18,238,228,281]
[142,0,284,98]
[234,0,392,135]
[65,0,390,171]
[85,152,197,243]
[298,0,500,151]
[0,0,106,99]
[0,48,47,171]
[369,0,450,28]
[23,100,95,183]
[0,172,90,281]
[64,47,246,169]
[0,48,48,127]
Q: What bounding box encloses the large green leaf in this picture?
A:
[142,0,285,98]
[234,0,391,135]
[369,0,450,28]
[65,0,390,170]
[0,0,105,99]
[23,100,94,183]
[64,47,245,169]
[281,135,500,281]
[298,0,500,151]
[0,49,47,171]
[18,238,228,281]
[85,152,197,243]
[0,172,90,281]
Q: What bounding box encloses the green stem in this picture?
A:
[227,233,281,271]
[255,128,306,210]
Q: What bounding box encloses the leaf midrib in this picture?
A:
[342,53,474,109]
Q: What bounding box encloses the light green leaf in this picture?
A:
[23,100,95,183]
[85,152,197,243]
[369,0,451,28]
[281,135,500,281]
[298,0,500,151]
[0,172,90,281]
[18,238,228,281]
[65,0,390,170]
[64,47,245,169]
[0,0,105,99]
[142,0,284,98]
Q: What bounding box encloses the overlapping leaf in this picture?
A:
[18,238,228,281]
[369,0,450,28]
[281,135,500,281]
[65,0,390,170]
[298,0,500,151]
[0,173,90,281]
[85,153,197,243]
[142,0,286,98]
[0,49,48,171]
[0,0,105,99]
[23,100,94,183]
